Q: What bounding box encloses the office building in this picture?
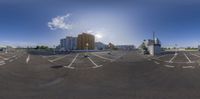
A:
[77,33,95,50]
[60,36,77,51]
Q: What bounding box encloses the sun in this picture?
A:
[95,34,102,39]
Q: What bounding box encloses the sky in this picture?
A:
[1,0,200,48]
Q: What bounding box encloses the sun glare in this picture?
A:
[95,34,102,39]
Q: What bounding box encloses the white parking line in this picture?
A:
[184,53,192,63]
[5,55,17,61]
[169,53,178,63]
[12,55,17,58]
[182,66,195,69]
[0,61,5,66]
[92,65,103,68]
[164,65,175,68]
[64,53,79,69]
[49,55,68,62]
[92,53,114,62]
[157,54,167,59]
[0,63,5,66]
[190,53,200,58]
[87,57,103,68]
[9,59,14,62]
[154,61,160,64]
[26,54,30,64]
[0,55,8,60]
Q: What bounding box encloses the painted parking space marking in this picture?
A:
[157,54,167,59]
[26,54,30,64]
[0,61,5,66]
[92,53,114,62]
[64,53,79,69]
[184,53,192,63]
[9,59,14,62]
[169,53,178,63]
[64,66,75,69]
[49,55,68,62]
[182,66,195,69]
[12,55,17,58]
[190,53,200,58]
[154,61,160,64]
[0,55,8,60]
[164,65,175,68]
[87,57,103,68]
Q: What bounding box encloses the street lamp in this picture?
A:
[5,47,7,54]
[108,44,112,55]
[84,43,89,57]
[53,45,56,55]
[175,44,178,55]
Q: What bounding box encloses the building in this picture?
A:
[115,45,135,50]
[77,33,95,50]
[0,46,13,53]
[59,36,77,51]
[178,47,185,51]
[108,43,115,49]
[140,37,161,56]
[0,46,6,52]
[95,42,106,50]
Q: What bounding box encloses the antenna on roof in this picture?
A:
[152,31,155,44]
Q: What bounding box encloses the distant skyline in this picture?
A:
[1,0,200,48]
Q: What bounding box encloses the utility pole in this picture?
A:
[153,32,155,44]
[5,46,8,54]
[53,45,56,55]
[152,32,155,56]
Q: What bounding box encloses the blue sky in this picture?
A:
[1,0,200,48]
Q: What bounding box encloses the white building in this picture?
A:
[95,42,106,50]
[0,46,5,52]
[115,45,135,50]
[198,45,200,51]
[143,37,161,56]
[59,36,77,51]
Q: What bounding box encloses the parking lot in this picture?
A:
[152,51,200,69]
[1,50,200,99]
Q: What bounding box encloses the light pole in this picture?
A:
[53,45,56,55]
[175,44,178,55]
[5,46,8,54]
[84,43,89,57]
[108,44,112,55]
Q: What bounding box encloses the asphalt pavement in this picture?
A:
[1,50,200,99]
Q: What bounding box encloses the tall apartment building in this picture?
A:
[77,33,95,50]
[60,36,77,51]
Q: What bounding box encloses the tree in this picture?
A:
[35,45,49,50]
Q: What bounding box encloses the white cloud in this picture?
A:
[48,13,72,30]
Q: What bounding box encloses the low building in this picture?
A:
[95,42,106,50]
[178,47,185,51]
[115,45,135,50]
[0,46,6,52]
[108,43,115,50]
[140,37,161,56]
[0,46,13,53]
